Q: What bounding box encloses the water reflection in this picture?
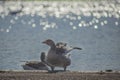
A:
[0,1,120,32]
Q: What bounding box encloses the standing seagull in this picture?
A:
[41,39,82,71]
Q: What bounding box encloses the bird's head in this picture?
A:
[42,39,55,46]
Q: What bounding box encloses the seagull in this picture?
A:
[41,39,82,71]
[21,52,49,70]
[21,61,49,70]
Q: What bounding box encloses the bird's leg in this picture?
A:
[51,66,54,71]
[64,66,67,71]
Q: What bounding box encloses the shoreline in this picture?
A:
[0,70,120,80]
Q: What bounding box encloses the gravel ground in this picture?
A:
[0,70,120,80]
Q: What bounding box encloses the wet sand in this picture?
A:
[0,70,120,80]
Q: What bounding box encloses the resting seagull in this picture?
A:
[41,39,82,71]
[21,53,49,70]
[21,60,49,70]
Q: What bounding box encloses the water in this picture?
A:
[0,1,120,71]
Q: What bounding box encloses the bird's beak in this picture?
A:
[42,41,46,44]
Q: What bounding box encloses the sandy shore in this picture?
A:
[0,70,120,80]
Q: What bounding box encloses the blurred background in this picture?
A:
[0,0,120,71]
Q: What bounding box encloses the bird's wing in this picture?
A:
[64,46,82,54]
[73,47,82,50]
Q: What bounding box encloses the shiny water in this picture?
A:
[0,1,120,71]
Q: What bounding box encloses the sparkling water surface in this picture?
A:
[0,1,120,71]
